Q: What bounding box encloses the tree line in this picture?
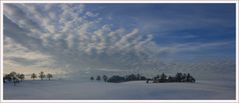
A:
[30,71,53,80]
[3,72,24,86]
[90,73,195,83]
[90,74,147,83]
[148,72,195,83]
[3,71,53,86]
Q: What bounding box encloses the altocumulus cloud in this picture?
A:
[3,4,235,80]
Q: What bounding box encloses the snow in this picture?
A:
[4,80,235,100]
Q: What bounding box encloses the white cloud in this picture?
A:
[157,41,234,54]
[3,36,61,74]
[86,11,98,17]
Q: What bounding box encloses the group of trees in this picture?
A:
[149,72,195,83]
[90,73,196,83]
[3,71,25,86]
[90,73,147,83]
[31,71,53,80]
[3,71,53,86]
[90,75,109,82]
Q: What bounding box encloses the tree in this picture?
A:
[182,73,187,82]
[136,74,141,80]
[156,75,160,79]
[90,76,94,80]
[160,73,167,82]
[4,74,12,82]
[186,73,196,83]
[102,75,108,82]
[16,74,21,79]
[3,74,6,83]
[39,71,46,80]
[31,73,37,80]
[153,76,158,83]
[96,75,101,81]
[125,74,137,81]
[9,72,18,86]
[168,76,172,82]
[140,76,146,80]
[9,71,17,79]
[186,73,191,82]
[191,77,196,83]
[12,77,20,86]
[176,72,183,82]
[107,75,125,83]
[19,74,25,82]
[47,73,53,80]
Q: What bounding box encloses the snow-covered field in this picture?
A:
[4,80,235,100]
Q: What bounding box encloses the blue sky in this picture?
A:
[3,3,236,80]
[86,4,236,60]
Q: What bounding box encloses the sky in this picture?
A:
[3,3,236,80]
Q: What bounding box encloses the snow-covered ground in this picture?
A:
[4,80,235,100]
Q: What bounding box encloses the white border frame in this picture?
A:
[0,0,238,103]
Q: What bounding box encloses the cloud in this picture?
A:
[3,4,155,72]
[3,36,58,74]
[3,4,235,81]
[157,41,234,54]
[86,11,98,17]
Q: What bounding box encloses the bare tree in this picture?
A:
[31,73,37,80]
[96,75,101,81]
[39,71,46,80]
[9,71,17,79]
[90,76,94,80]
[102,75,108,82]
[19,74,25,82]
[47,73,53,80]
